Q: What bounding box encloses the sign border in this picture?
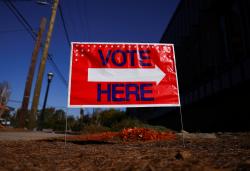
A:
[67,42,180,108]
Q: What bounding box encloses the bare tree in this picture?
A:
[0,81,11,118]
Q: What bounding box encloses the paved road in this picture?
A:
[0,131,65,141]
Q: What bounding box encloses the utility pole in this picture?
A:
[18,17,47,128]
[30,0,59,129]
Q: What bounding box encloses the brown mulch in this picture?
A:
[66,131,118,142]
[0,132,250,170]
[119,128,176,141]
[65,128,176,142]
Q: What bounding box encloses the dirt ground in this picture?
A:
[0,131,65,141]
[0,132,250,171]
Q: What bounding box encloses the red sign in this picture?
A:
[68,42,180,107]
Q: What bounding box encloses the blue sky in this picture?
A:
[0,0,179,116]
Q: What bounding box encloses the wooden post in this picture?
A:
[18,17,47,128]
[30,0,59,129]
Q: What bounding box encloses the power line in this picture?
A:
[6,0,37,38]
[48,54,68,86]
[76,0,85,40]
[8,99,67,109]
[75,0,89,40]
[8,99,43,107]
[4,0,68,88]
[0,28,38,34]
[82,0,90,40]
[58,3,71,47]
[67,1,78,37]
[8,99,22,104]
[4,1,36,39]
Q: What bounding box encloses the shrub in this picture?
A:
[111,118,144,131]
[82,124,110,134]
[97,109,127,127]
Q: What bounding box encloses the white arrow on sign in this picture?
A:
[88,65,166,85]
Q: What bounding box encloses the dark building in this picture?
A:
[127,0,250,132]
